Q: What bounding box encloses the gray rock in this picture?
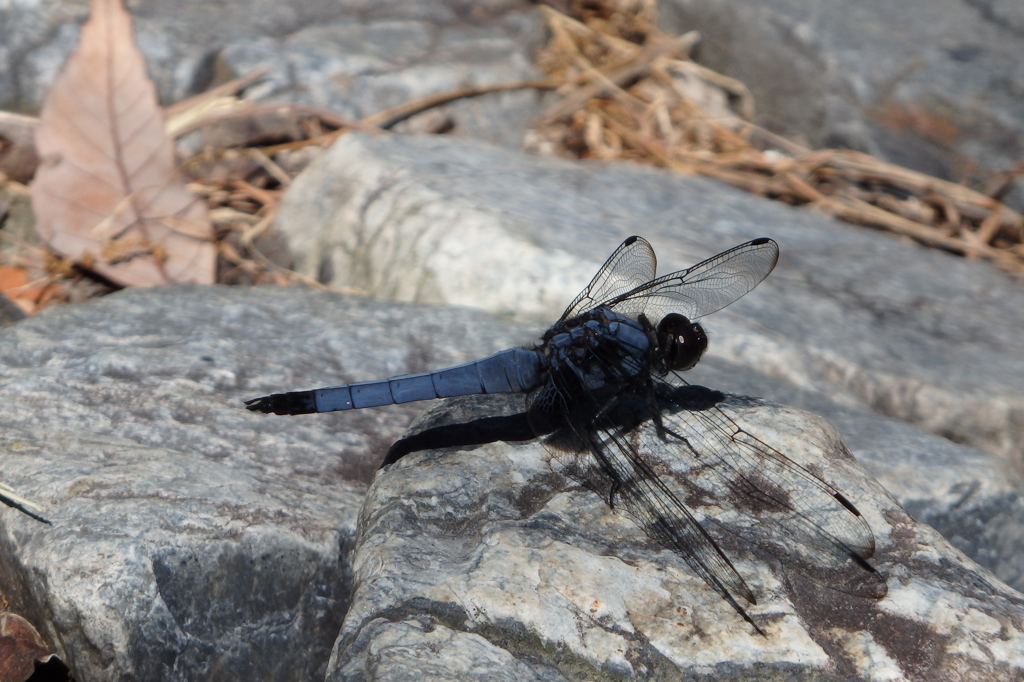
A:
[0,0,548,149]
[331,393,1024,680]
[2,281,1022,679]
[0,284,531,680]
[217,11,548,149]
[658,0,1024,182]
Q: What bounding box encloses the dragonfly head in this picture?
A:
[656,313,708,372]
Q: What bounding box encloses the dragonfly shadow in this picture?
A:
[383,393,535,466]
[383,385,728,467]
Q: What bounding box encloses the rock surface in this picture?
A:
[0,281,1021,679]
[0,0,548,149]
[331,394,1024,681]
[658,0,1024,187]
[0,285,531,680]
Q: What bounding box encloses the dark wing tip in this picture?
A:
[750,237,773,246]
[833,491,863,517]
[244,392,317,415]
[624,235,640,245]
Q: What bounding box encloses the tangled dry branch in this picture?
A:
[531,0,1024,274]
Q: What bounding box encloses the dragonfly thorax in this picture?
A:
[655,313,708,372]
[541,308,652,392]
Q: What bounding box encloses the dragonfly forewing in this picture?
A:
[559,236,658,322]
[604,237,780,322]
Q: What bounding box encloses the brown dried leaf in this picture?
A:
[30,0,215,287]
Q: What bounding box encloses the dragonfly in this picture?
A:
[246,236,885,633]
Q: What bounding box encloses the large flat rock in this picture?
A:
[0,285,530,680]
[330,394,1024,680]
[1,283,1021,679]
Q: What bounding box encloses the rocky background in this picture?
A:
[0,0,1023,680]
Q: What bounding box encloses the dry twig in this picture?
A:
[532,0,1024,274]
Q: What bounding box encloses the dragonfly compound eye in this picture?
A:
[658,313,709,371]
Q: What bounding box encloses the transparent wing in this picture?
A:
[602,238,779,322]
[531,352,764,632]
[559,236,657,322]
[533,374,883,633]
[540,402,766,634]
[648,382,886,599]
